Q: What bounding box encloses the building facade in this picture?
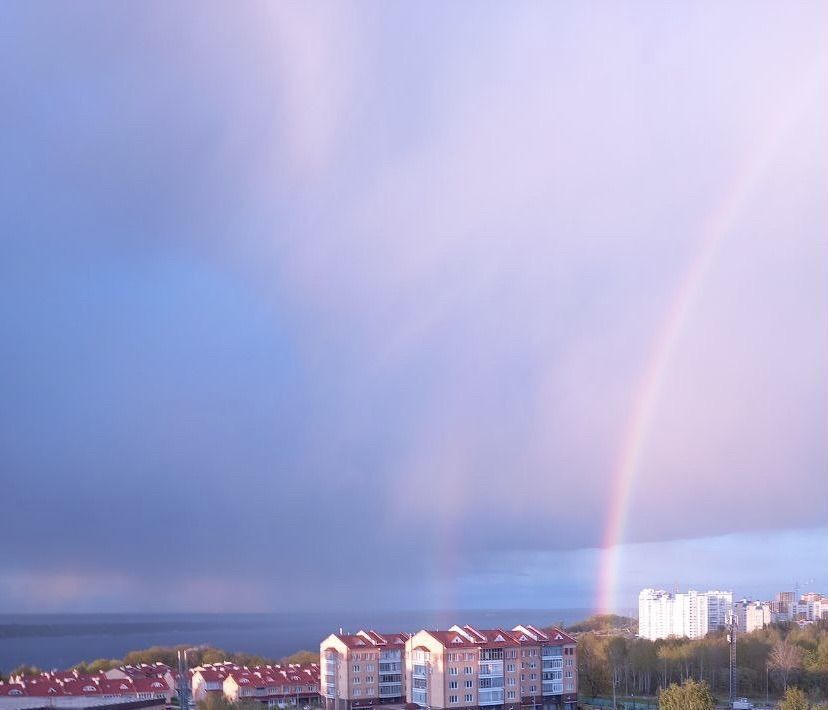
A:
[638,589,733,640]
[404,624,576,710]
[733,600,771,634]
[320,630,409,710]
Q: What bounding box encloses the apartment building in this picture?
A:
[733,600,771,634]
[770,591,827,624]
[320,630,410,710]
[638,588,733,640]
[404,624,576,710]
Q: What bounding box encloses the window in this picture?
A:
[449,667,458,676]
[366,676,374,683]
[353,689,361,697]
[465,694,473,703]
[352,665,360,672]
[466,653,474,661]
[507,678,516,686]
[507,691,516,700]
[465,680,473,689]
[353,677,360,684]
[366,664,374,671]
[506,664,515,672]
[530,685,536,693]
[449,681,458,690]
[464,667,473,675]
[449,696,458,704]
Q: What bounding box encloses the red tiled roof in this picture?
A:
[132,678,170,693]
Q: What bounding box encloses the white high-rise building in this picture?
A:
[638,589,733,640]
[705,590,733,631]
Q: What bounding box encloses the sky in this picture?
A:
[0,1,826,614]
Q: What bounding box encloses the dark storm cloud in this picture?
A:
[0,1,826,610]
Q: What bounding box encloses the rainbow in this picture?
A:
[595,65,824,615]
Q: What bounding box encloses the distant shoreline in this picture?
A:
[0,609,607,671]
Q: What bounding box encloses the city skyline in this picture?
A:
[1,1,826,613]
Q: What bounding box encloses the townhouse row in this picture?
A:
[191,662,321,706]
[321,624,577,710]
[0,663,175,703]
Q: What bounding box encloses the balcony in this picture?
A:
[378,685,402,698]
[542,681,563,696]
[479,690,504,706]
[478,661,504,677]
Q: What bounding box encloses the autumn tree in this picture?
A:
[780,686,810,710]
[282,650,320,666]
[771,639,804,690]
[658,679,715,710]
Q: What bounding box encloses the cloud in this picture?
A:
[0,1,825,611]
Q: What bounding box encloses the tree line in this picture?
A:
[576,621,828,703]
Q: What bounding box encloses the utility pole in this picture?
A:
[728,613,737,708]
[177,649,191,710]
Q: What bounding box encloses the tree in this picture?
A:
[780,686,810,710]
[576,633,611,697]
[607,636,627,708]
[281,650,320,666]
[88,658,120,673]
[197,696,234,710]
[658,679,715,710]
[771,640,804,690]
